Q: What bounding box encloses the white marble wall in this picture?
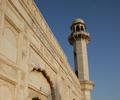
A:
[0,0,81,100]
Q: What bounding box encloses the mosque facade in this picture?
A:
[0,0,94,100]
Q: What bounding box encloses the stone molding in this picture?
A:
[80,80,94,91]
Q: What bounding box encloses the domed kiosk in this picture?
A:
[69,18,90,45]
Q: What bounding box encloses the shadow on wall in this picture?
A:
[32,97,41,100]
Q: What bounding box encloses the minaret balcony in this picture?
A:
[68,31,90,45]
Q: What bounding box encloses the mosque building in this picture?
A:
[0,0,94,100]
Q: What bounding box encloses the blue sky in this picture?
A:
[35,0,120,100]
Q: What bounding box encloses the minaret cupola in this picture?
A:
[69,18,90,45]
[71,18,86,32]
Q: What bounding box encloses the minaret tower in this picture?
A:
[68,18,94,100]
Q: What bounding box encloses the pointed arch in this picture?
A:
[30,67,55,100]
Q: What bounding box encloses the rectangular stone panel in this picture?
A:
[0,60,18,82]
[0,20,18,63]
[30,46,46,70]
[5,1,25,31]
[0,78,15,100]
[28,87,48,100]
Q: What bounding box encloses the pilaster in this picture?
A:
[16,31,30,100]
[0,0,7,45]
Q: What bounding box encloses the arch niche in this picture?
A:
[28,67,55,100]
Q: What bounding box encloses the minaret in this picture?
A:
[68,18,94,100]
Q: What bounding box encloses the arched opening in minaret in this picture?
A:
[76,25,80,32]
[81,26,84,31]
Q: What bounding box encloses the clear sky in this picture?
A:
[35,0,120,100]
